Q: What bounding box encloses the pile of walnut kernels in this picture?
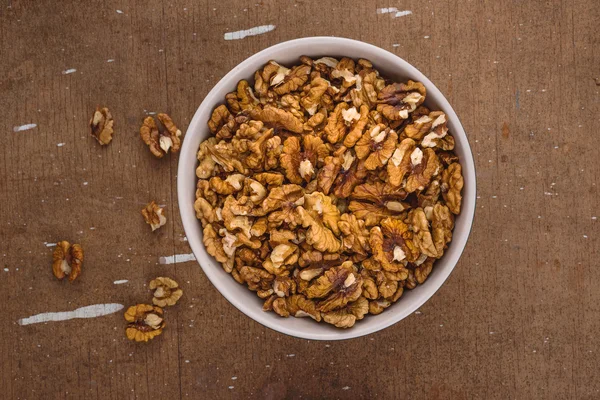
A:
[194,56,464,328]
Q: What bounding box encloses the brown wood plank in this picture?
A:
[1,0,598,398]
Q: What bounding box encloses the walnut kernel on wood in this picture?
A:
[149,277,183,307]
[124,304,165,342]
[52,241,83,282]
[194,56,464,328]
[140,113,182,158]
[142,201,166,231]
[90,107,114,145]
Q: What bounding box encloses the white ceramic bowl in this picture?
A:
[178,37,476,340]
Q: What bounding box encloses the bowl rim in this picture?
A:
[177,36,476,341]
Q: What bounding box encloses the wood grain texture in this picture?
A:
[1,0,598,398]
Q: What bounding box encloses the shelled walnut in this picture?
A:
[90,107,114,145]
[140,113,182,158]
[124,304,165,342]
[149,277,183,307]
[142,201,166,231]
[194,56,464,328]
[52,241,84,282]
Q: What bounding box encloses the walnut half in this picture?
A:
[52,240,84,282]
[124,304,165,342]
[141,201,166,231]
[90,107,114,145]
[149,277,183,307]
[140,113,182,158]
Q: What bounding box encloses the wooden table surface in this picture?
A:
[1,0,598,398]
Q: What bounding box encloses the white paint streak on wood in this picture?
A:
[13,124,37,132]
[376,8,412,17]
[394,10,412,17]
[18,303,124,326]
[107,59,115,63]
[377,7,398,14]
[224,25,275,40]
[57,143,66,147]
[62,68,77,75]
[159,253,196,265]
[116,9,123,14]
[44,242,57,247]
[113,280,129,285]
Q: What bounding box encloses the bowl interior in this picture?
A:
[178,37,476,340]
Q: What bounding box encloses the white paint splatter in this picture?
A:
[159,253,196,265]
[3,268,8,272]
[107,59,115,63]
[424,35,430,39]
[18,303,124,326]
[113,280,129,285]
[228,386,234,389]
[116,9,123,14]
[231,376,237,380]
[377,7,398,14]
[83,182,88,186]
[44,242,57,247]
[180,236,188,242]
[224,25,275,40]
[377,8,412,17]
[342,386,351,390]
[13,124,37,132]
[57,143,66,147]
[392,43,400,47]
[62,69,77,75]
[394,10,412,17]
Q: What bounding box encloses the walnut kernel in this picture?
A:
[52,241,83,282]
